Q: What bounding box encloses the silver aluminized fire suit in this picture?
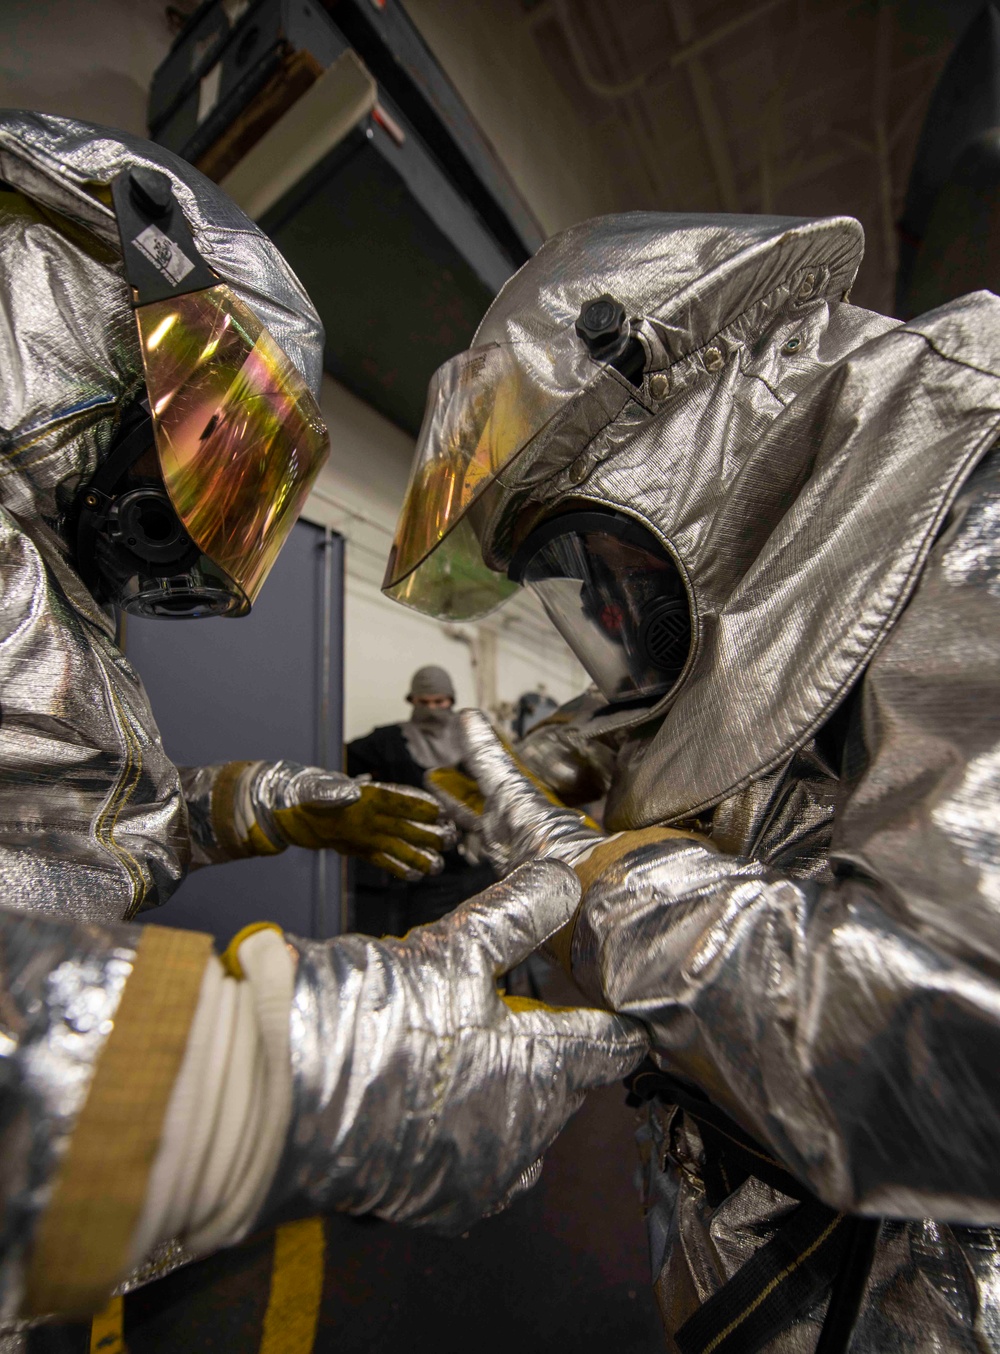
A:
[385,212,1000,1350]
[0,110,451,923]
[0,113,647,1337]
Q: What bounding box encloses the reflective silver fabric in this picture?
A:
[182,760,362,865]
[0,870,644,1329]
[0,112,326,923]
[601,289,1000,829]
[460,710,603,877]
[0,184,187,922]
[577,456,1000,1348]
[453,214,1000,1348]
[0,908,137,1322]
[471,215,1000,828]
[513,690,616,807]
[260,860,647,1234]
[0,111,323,396]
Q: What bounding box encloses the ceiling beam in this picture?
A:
[670,0,790,69]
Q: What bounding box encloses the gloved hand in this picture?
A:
[264,858,648,1232]
[186,759,454,880]
[268,775,455,880]
[456,711,709,974]
[426,721,603,862]
[14,863,649,1318]
[457,710,607,873]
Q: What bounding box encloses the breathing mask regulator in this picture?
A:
[509,508,690,707]
[75,166,328,617]
[75,393,231,617]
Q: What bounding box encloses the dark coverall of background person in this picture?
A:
[346,665,495,934]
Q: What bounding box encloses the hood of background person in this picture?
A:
[403,705,463,770]
[0,110,324,617]
[386,211,1000,826]
[408,664,456,701]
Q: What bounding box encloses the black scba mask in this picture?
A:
[509,510,691,706]
[75,396,237,617]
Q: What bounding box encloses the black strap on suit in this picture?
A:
[625,1062,880,1354]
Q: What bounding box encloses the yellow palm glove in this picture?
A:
[273,781,454,880]
[207,760,454,880]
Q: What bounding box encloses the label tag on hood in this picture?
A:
[111,168,216,306]
[131,224,196,287]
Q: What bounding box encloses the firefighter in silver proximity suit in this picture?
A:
[0,111,452,912]
[0,112,645,1328]
[384,211,1000,1351]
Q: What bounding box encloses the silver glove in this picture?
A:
[183,759,454,879]
[458,710,605,874]
[262,858,648,1233]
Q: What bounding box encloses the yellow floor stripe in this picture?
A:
[259,1218,326,1354]
[89,1295,125,1353]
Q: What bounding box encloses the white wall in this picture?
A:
[0,0,171,134]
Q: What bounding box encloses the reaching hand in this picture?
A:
[457,710,606,874]
[270,772,455,879]
[279,858,649,1231]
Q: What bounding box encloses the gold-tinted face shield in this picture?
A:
[137,285,328,610]
[100,167,328,617]
[383,334,597,622]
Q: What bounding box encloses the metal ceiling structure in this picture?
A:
[524,0,984,312]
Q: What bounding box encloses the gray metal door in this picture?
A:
[125,521,345,942]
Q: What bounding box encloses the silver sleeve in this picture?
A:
[177,764,228,867]
[258,863,647,1235]
[573,455,1000,1225]
[0,910,138,1321]
[179,761,361,865]
[513,706,616,806]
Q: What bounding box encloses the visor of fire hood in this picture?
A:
[382,331,604,621]
[137,283,329,609]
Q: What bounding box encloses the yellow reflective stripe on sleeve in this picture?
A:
[259,1218,326,1354]
[211,760,269,858]
[25,925,214,1318]
[89,1296,125,1354]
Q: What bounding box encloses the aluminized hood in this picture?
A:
[437,212,1000,826]
[0,110,324,585]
